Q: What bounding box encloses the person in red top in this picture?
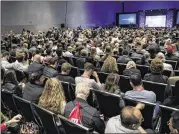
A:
[1,114,22,133]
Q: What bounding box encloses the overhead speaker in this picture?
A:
[61,23,65,28]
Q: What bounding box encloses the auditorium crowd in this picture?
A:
[1,26,179,133]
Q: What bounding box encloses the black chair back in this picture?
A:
[162,70,172,77]
[165,60,177,70]
[13,95,37,123]
[79,69,84,76]
[59,114,92,134]
[119,75,132,93]
[172,80,179,105]
[63,56,74,66]
[124,97,155,129]
[97,72,109,84]
[71,57,78,67]
[143,80,166,102]
[92,89,122,118]
[117,63,126,75]
[61,81,76,103]
[71,66,79,78]
[174,70,179,76]
[14,69,25,82]
[160,105,179,134]
[136,65,149,79]
[57,65,78,78]
[87,89,94,107]
[32,103,61,134]
[131,57,141,63]
[1,67,5,83]
[99,61,104,67]
[1,90,18,113]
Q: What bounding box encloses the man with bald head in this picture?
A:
[27,54,44,74]
[105,104,150,133]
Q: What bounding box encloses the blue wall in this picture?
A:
[124,1,179,12]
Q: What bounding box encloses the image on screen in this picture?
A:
[119,14,137,25]
[145,15,166,27]
[177,11,179,24]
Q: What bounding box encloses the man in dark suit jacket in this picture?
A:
[56,62,75,84]
[64,83,105,134]
[117,50,132,64]
[23,73,45,103]
[76,49,88,69]
[27,54,44,74]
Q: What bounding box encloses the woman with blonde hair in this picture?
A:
[123,61,141,77]
[144,58,168,84]
[101,73,120,94]
[101,55,118,73]
[38,78,66,115]
[90,47,100,61]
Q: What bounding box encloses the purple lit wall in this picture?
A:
[166,10,175,28]
[139,11,145,28]
[66,1,122,28]
[124,1,179,12]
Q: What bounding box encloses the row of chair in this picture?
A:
[68,56,179,70]
[57,58,179,80]
[61,69,179,104]
[1,90,96,134]
[2,65,178,103]
[91,89,179,134]
[2,88,179,134]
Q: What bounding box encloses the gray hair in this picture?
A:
[156,52,165,63]
[75,83,90,100]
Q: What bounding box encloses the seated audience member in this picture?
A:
[101,73,120,94]
[2,70,22,97]
[75,46,84,57]
[123,61,141,77]
[38,78,66,115]
[96,44,104,55]
[1,51,13,70]
[23,73,46,103]
[56,62,75,84]
[117,50,132,64]
[144,58,168,84]
[28,42,37,54]
[105,104,152,133]
[156,52,173,73]
[136,52,150,66]
[63,46,74,57]
[125,74,156,103]
[118,47,124,56]
[90,47,100,61]
[43,48,52,63]
[75,62,101,87]
[64,83,105,134]
[101,55,118,73]
[1,114,22,133]
[165,45,179,62]
[148,45,157,59]
[163,76,179,106]
[8,50,16,63]
[168,111,179,134]
[27,54,44,74]
[12,52,27,71]
[76,49,88,69]
[43,58,58,78]
[55,49,67,66]
[101,46,112,62]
